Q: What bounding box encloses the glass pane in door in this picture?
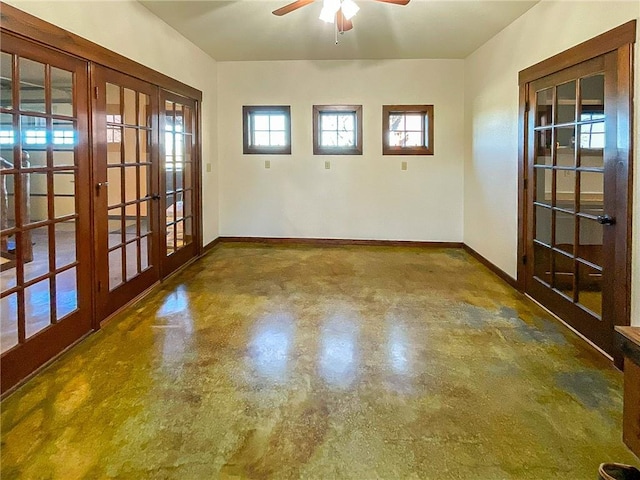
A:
[577,261,602,317]
[579,171,604,216]
[19,58,45,113]
[535,87,553,127]
[556,81,576,124]
[553,250,574,299]
[555,126,575,167]
[164,100,195,256]
[105,84,153,291]
[554,210,575,255]
[0,52,12,110]
[578,217,602,266]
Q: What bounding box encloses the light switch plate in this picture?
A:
[265,160,271,169]
[325,161,330,170]
[401,161,407,171]
[206,163,212,172]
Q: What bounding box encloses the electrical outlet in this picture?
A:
[325,161,331,170]
[206,163,211,173]
[265,160,271,169]
[401,161,407,171]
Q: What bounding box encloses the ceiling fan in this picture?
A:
[272,0,410,33]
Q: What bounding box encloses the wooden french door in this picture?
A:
[0,33,92,391]
[160,91,199,277]
[524,51,631,356]
[0,6,204,393]
[93,66,161,320]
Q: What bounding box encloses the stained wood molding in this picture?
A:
[202,237,222,254]
[462,244,518,289]
[218,236,463,248]
[519,19,636,84]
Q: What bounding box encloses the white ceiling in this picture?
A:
[140,0,540,61]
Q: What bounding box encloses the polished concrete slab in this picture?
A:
[1,244,638,479]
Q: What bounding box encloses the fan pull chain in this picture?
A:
[335,13,339,44]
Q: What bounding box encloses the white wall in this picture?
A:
[464,0,640,325]
[5,0,220,244]
[218,60,464,241]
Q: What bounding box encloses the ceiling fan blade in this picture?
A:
[373,0,410,5]
[336,9,354,32]
[272,0,316,16]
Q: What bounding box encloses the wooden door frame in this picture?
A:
[517,20,636,361]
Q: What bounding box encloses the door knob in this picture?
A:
[596,214,616,225]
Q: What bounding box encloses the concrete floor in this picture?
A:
[1,244,638,479]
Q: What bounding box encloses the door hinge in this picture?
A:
[94,86,99,99]
[523,178,528,189]
[524,101,530,112]
[522,255,527,265]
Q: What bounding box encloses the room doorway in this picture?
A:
[519,22,635,358]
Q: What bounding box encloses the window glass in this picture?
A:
[383,105,434,155]
[313,105,362,155]
[243,106,291,154]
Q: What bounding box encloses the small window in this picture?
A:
[313,105,362,155]
[382,105,434,155]
[243,106,291,155]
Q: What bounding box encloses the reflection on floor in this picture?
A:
[1,245,636,478]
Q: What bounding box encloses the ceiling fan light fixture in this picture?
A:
[341,0,360,20]
[319,6,335,23]
[319,0,341,22]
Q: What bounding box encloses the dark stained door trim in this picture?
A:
[519,20,636,85]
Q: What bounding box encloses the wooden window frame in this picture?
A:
[382,105,434,156]
[313,105,363,155]
[242,106,291,155]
